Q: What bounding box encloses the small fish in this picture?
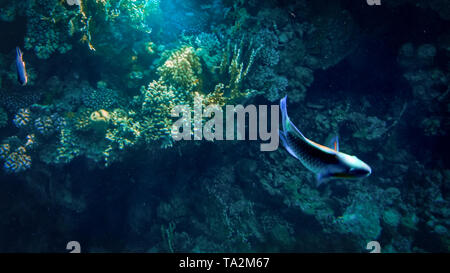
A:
[279,96,371,186]
[15,47,28,86]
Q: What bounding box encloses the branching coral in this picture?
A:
[161,222,176,253]
[13,108,31,128]
[81,82,118,110]
[105,109,141,149]
[103,109,142,165]
[243,28,295,102]
[158,46,202,93]
[193,32,222,74]
[249,66,288,102]
[219,38,262,102]
[34,113,66,136]
[0,135,35,173]
[73,0,161,58]
[72,107,93,131]
[55,128,81,164]
[3,146,32,173]
[23,0,76,59]
[135,41,260,146]
[137,80,178,143]
[121,0,161,33]
[92,0,160,33]
[0,91,42,113]
[5,0,160,60]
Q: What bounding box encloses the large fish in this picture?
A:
[279,96,371,186]
[16,47,28,86]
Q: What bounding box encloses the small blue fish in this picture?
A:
[16,47,28,86]
[279,96,372,186]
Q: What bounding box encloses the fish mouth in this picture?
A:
[349,165,372,177]
[363,163,372,177]
[357,161,372,177]
[360,165,372,177]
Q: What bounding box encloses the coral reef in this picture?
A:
[13,108,31,128]
[157,46,202,93]
[23,0,75,59]
[136,80,178,143]
[0,91,42,113]
[0,106,8,128]
[398,42,449,136]
[34,113,66,136]
[0,135,34,173]
[81,82,119,110]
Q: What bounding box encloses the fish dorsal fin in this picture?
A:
[280,96,306,140]
[326,135,339,152]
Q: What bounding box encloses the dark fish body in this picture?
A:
[282,126,340,174]
[16,47,28,86]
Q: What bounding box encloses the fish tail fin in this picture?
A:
[16,47,22,57]
[280,95,289,133]
[279,96,306,139]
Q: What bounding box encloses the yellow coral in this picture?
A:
[205,83,226,107]
[104,109,142,151]
[73,108,93,130]
[145,41,155,54]
[136,42,259,147]
[90,109,111,123]
[157,46,202,93]
[222,39,261,102]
